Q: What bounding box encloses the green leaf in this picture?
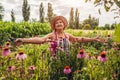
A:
[104,4,110,12]
[109,1,114,7]
[114,0,120,8]
[94,0,99,4]
[0,77,5,80]
[98,8,101,15]
[85,0,89,3]
[114,24,120,42]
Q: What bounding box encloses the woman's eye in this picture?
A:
[55,22,58,24]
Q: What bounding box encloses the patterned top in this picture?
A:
[50,31,70,55]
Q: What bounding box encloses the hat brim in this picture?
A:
[50,16,68,30]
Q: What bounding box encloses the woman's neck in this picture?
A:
[55,29,64,35]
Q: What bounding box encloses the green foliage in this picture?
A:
[85,0,119,19]
[74,8,79,29]
[47,3,54,22]
[83,24,91,30]
[0,3,4,21]
[89,0,119,11]
[48,43,85,80]
[114,24,120,42]
[0,21,52,45]
[69,8,74,29]
[22,0,30,21]
[0,27,120,80]
[11,9,15,22]
[114,0,120,8]
[104,4,110,12]
[0,37,120,80]
[82,15,99,29]
[65,29,114,37]
[39,2,45,23]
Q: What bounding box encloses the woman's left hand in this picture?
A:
[94,35,105,43]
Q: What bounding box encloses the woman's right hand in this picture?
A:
[14,38,23,46]
[94,35,105,43]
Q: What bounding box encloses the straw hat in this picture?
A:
[50,16,68,30]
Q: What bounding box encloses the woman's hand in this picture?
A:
[14,38,23,46]
[94,35,105,43]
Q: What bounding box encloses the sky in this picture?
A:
[0,0,120,26]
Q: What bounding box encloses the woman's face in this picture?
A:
[54,19,64,30]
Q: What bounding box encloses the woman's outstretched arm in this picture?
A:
[68,33,104,43]
[15,33,53,45]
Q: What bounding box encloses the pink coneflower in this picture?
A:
[58,46,64,51]
[107,35,111,38]
[98,51,108,62]
[5,42,11,48]
[16,51,27,60]
[2,47,11,56]
[63,66,72,75]
[28,65,36,70]
[77,49,86,59]
[7,66,15,71]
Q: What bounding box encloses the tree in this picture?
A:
[22,0,30,21]
[0,3,4,21]
[39,2,44,23]
[83,24,91,30]
[69,8,74,29]
[85,0,120,12]
[74,8,79,29]
[79,23,83,29]
[111,23,116,30]
[83,14,99,29]
[47,3,54,22]
[11,9,15,22]
[104,24,110,30]
[85,0,120,19]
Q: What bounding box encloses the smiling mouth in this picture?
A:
[57,25,62,27]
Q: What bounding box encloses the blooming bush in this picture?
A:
[0,27,120,79]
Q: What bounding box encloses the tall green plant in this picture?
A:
[75,8,79,29]
[22,0,30,21]
[11,9,15,22]
[69,8,74,29]
[47,3,54,22]
[39,2,45,23]
[0,3,4,21]
[114,24,120,42]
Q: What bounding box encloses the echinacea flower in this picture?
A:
[7,66,15,71]
[63,66,71,75]
[28,65,36,70]
[2,47,11,56]
[16,51,27,60]
[77,49,86,59]
[107,35,111,39]
[5,42,11,48]
[58,46,64,51]
[98,51,108,62]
